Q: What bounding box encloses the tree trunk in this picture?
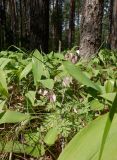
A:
[79,0,104,59]
[0,0,6,49]
[30,0,49,53]
[109,0,117,50]
[19,0,30,48]
[68,0,75,48]
[51,0,63,51]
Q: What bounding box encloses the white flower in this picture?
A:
[76,50,80,56]
[43,90,48,96]
[38,89,48,96]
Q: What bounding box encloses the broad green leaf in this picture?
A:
[44,127,58,146]
[58,112,117,160]
[54,53,64,60]
[98,93,117,160]
[0,110,31,124]
[100,93,116,102]
[0,69,8,97]
[0,58,11,69]
[25,91,36,106]
[19,62,32,80]
[24,132,45,155]
[90,99,104,111]
[32,50,43,85]
[24,132,40,144]
[40,79,54,89]
[63,61,101,92]
[0,140,43,158]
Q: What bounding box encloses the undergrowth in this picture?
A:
[0,47,116,159]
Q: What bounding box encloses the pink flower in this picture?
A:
[62,76,72,87]
[64,52,78,64]
[48,92,56,103]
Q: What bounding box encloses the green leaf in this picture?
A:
[0,69,8,97]
[58,112,117,160]
[63,61,101,92]
[98,50,105,63]
[32,50,43,86]
[19,62,32,80]
[100,93,116,102]
[98,93,117,160]
[0,58,11,69]
[54,53,64,60]
[90,99,104,111]
[104,80,114,93]
[0,110,31,124]
[44,127,58,146]
[0,140,42,158]
[25,91,36,106]
[0,100,6,112]
[40,79,54,89]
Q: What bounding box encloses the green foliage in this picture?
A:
[99,93,117,160]
[0,110,30,124]
[44,127,58,146]
[0,69,8,97]
[0,48,116,159]
[58,111,117,160]
[63,61,101,92]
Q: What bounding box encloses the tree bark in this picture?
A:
[79,0,104,59]
[109,0,117,50]
[51,0,63,51]
[30,0,49,53]
[68,0,75,48]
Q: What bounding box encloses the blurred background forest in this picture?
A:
[0,0,116,56]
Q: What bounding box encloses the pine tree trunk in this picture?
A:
[79,0,104,59]
[51,0,62,51]
[30,0,49,53]
[68,0,75,48]
[109,0,117,50]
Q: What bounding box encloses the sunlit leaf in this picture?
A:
[98,93,117,160]
[58,112,117,160]
[90,99,104,111]
[104,80,114,93]
[0,110,31,124]
[100,92,116,102]
[63,61,101,92]
[0,58,11,69]
[20,62,32,80]
[32,50,43,86]
[40,79,54,89]
[44,127,58,146]
[0,69,8,97]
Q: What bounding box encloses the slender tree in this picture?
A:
[68,0,75,48]
[19,0,30,48]
[51,0,63,51]
[0,0,4,49]
[30,0,49,53]
[109,0,117,49]
[79,0,104,59]
[0,0,6,49]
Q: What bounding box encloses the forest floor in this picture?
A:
[0,48,116,159]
